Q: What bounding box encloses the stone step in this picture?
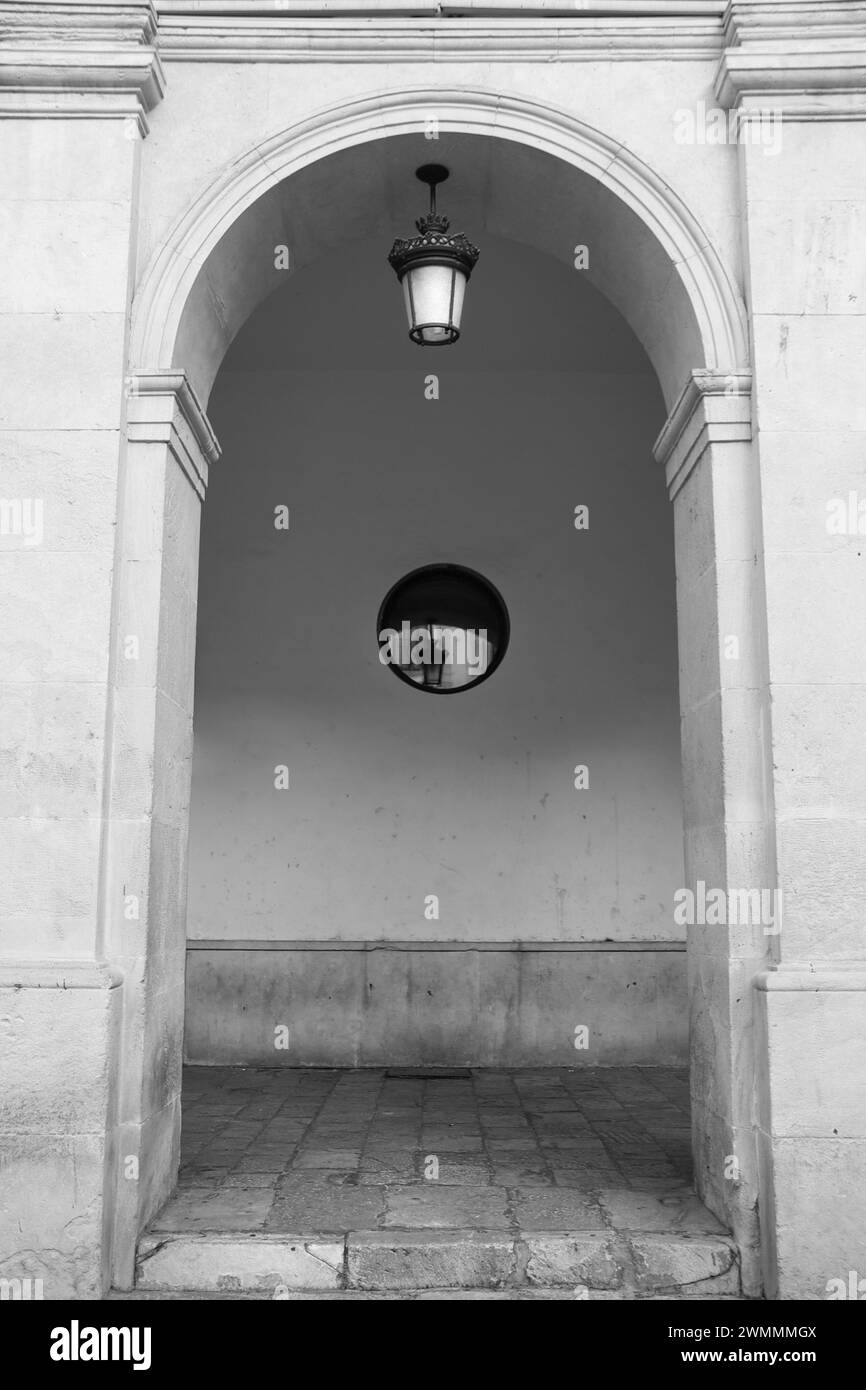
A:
[114,1288,748,1301]
[136,1228,739,1298]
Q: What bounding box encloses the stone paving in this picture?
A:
[167,1065,695,1228]
[140,1067,738,1295]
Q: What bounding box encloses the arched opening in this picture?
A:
[131,93,748,407]
[185,228,684,1062]
[117,93,757,1292]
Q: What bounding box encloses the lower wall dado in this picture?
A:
[184,941,687,1067]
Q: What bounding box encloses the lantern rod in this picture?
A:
[415,163,449,217]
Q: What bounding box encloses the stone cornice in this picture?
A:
[722,1,866,48]
[716,0,866,118]
[0,2,164,132]
[154,0,726,61]
[126,371,220,499]
[154,17,724,62]
[654,368,752,499]
[156,1,725,12]
[1,2,158,43]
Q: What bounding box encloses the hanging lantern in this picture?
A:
[388,165,480,346]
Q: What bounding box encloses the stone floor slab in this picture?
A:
[384,1184,511,1229]
[150,1188,275,1232]
[266,1176,385,1233]
[510,1189,606,1230]
[598,1187,728,1234]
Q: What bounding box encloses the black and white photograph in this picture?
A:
[0,0,864,1362]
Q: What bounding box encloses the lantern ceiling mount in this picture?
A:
[388,165,480,346]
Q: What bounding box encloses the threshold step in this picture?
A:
[112,1287,748,1301]
[136,1229,739,1297]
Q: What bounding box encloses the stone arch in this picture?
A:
[115,84,764,1292]
[131,86,749,412]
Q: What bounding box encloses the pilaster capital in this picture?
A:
[0,2,164,134]
[654,368,752,500]
[715,0,866,119]
[126,370,220,500]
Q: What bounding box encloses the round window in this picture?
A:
[377,564,509,694]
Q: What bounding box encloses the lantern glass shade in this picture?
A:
[377,564,509,694]
[401,263,467,345]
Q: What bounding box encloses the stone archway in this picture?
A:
[131,87,748,408]
[112,87,765,1292]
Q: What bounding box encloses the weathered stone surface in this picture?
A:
[523,1233,623,1290]
[383,1185,510,1230]
[761,1134,866,1301]
[628,1234,740,1295]
[347,1231,514,1291]
[136,1236,343,1291]
[598,1187,728,1235]
[184,947,689,1069]
[149,1187,275,1233]
[0,1133,107,1300]
[134,1072,737,1296]
[510,1190,605,1230]
[265,1176,385,1234]
[117,1285,749,1300]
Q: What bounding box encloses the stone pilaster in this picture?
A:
[654,369,769,1296]
[0,1,164,1298]
[716,0,866,1299]
[107,372,218,1289]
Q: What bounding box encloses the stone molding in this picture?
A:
[716,0,866,119]
[722,0,866,46]
[154,13,724,64]
[126,370,220,499]
[156,0,726,9]
[0,2,164,132]
[653,368,752,499]
[0,960,123,989]
[757,965,866,993]
[1,2,159,44]
[187,939,687,952]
